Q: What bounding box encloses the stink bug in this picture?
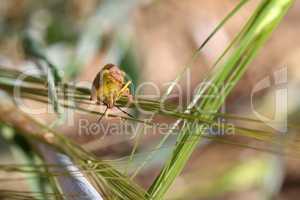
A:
[90,64,133,121]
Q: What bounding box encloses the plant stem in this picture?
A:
[148,0,294,199]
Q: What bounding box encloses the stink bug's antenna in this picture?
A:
[97,105,108,122]
[117,80,132,98]
[116,106,135,119]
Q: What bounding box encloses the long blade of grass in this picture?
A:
[148,0,294,199]
[129,0,251,178]
[0,91,148,199]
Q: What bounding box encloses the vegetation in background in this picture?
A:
[0,0,297,199]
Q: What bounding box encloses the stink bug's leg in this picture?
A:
[116,106,135,119]
[97,105,108,122]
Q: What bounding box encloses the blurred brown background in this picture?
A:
[0,0,300,199]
